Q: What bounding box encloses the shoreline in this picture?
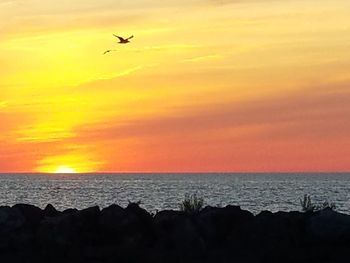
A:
[1,203,350,262]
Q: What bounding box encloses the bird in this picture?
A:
[113,34,134,44]
[103,49,117,55]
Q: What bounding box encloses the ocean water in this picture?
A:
[0,173,349,214]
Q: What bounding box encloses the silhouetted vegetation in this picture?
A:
[179,193,204,214]
[300,194,336,212]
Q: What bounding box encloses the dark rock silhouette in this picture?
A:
[1,203,350,262]
[43,203,60,217]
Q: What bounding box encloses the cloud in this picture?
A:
[72,81,350,144]
[64,81,350,172]
[0,111,34,134]
[113,66,143,78]
[0,137,78,172]
[183,54,222,63]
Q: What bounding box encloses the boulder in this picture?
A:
[126,202,153,223]
[37,212,78,247]
[77,206,100,228]
[98,204,147,246]
[0,206,26,233]
[0,206,27,252]
[98,204,127,232]
[227,210,305,263]
[197,205,254,245]
[154,210,204,253]
[124,203,155,246]
[43,204,60,217]
[37,206,100,248]
[305,208,350,244]
[13,204,44,227]
[62,208,79,214]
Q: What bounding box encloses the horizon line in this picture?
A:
[0,171,349,175]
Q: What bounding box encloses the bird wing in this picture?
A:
[127,35,134,40]
[113,34,125,41]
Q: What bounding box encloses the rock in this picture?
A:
[36,206,100,248]
[0,206,28,252]
[124,203,155,246]
[305,208,350,244]
[98,204,144,247]
[43,204,60,217]
[62,208,78,214]
[78,206,100,227]
[125,202,154,233]
[230,210,305,263]
[98,204,127,232]
[12,204,44,227]
[37,212,78,247]
[126,202,153,222]
[0,206,26,233]
[2,203,350,263]
[197,205,254,245]
[154,210,204,254]
[99,203,153,240]
[0,206,26,252]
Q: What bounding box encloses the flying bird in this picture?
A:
[113,34,134,44]
[103,34,133,55]
[103,49,117,55]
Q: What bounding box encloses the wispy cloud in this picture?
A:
[64,81,350,172]
[73,81,350,143]
[114,65,143,78]
[15,125,76,143]
[111,44,200,54]
[183,54,222,63]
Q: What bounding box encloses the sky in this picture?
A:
[0,0,350,173]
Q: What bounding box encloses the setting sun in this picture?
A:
[54,166,77,174]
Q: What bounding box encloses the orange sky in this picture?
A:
[0,0,350,173]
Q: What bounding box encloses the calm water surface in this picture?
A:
[0,173,349,214]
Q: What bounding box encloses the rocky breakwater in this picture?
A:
[1,203,350,262]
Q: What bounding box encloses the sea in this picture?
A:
[0,173,349,214]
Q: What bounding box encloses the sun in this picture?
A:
[54,166,77,174]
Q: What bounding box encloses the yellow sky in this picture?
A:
[0,0,350,172]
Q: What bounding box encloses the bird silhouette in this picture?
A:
[113,34,134,44]
[103,49,117,55]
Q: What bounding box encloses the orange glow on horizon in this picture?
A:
[53,166,77,174]
[35,152,102,174]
